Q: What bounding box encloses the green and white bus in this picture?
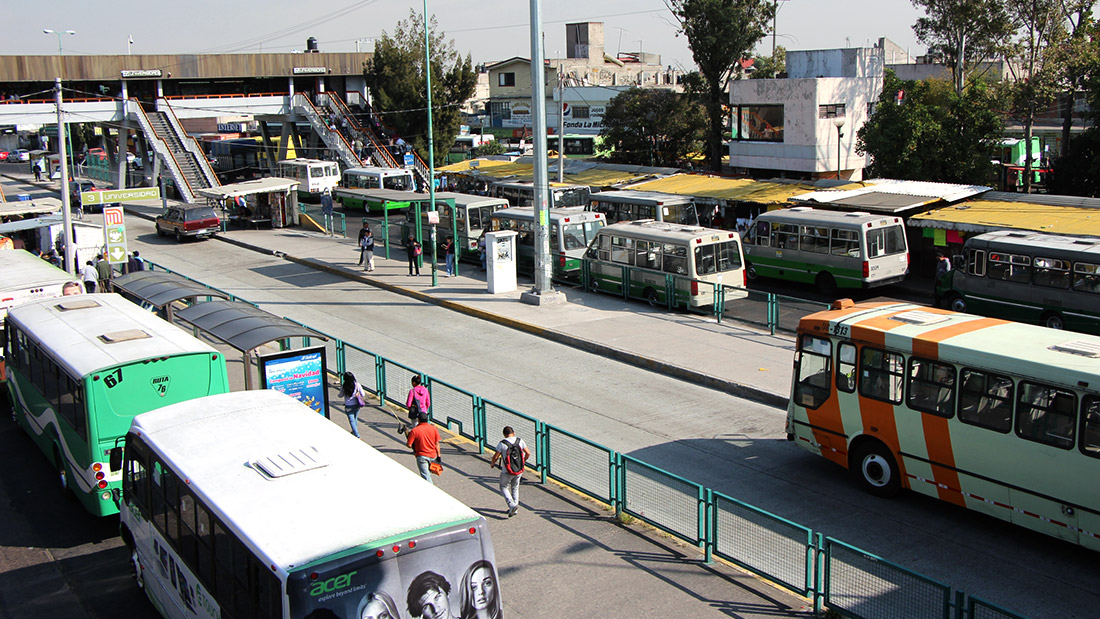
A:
[404,192,510,260]
[742,207,909,294]
[587,189,699,226]
[937,230,1100,334]
[118,389,500,619]
[341,166,415,192]
[489,179,591,208]
[4,294,229,516]
[586,220,746,308]
[276,159,340,203]
[488,207,605,281]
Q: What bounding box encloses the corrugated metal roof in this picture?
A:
[909,200,1100,236]
[794,179,989,206]
[196,177,299,199]
[981,191,1100,209]
[627,175,836,204]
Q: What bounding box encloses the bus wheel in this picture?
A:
[815,272,837,296]
[948,295,967,313]
[130,546,145,591]
[1043,312,1065,330]
[746,264,758,281]
[851,441,901,498]
[644,288,660,307]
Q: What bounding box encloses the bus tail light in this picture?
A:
[559,255,566,267]
[743,269,747,287]
[691,280,699,296]
[97,480,108,489]
[862,261,869,277]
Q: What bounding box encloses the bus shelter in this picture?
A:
[110,271,230,321]
[349,188,455,261]
[196,177,300,229]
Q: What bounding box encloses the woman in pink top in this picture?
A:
[405,375,431,423]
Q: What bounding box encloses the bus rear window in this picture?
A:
[695,241,742,275]
[866,225,906,257]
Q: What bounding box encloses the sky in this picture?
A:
[11,0,928,71]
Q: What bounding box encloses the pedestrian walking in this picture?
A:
[405,375,431,424]
[934,253,952,300]
[406,411,441,485]
[81,260,98,293]
[95,254,113,292]
[406,234,422,276]
[478,234,487,271]
[358,221,375,271]
[320,190,335,236]
[126,250,145,273]
[443,236,456,277]
[33,159,43,182]
[490,426,531,517]
[340,371,367,438]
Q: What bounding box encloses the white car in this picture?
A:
[12,149,31,162]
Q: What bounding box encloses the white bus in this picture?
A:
[742,207,909,294]
[117,389,500,619]
[586,220,746,307]
[342,166,416,192]
[488,207,605,281]
[276,159,340,202]
[0,248,78,334]
[489,180,590,208]
[587,189,699,226]
[405,192,509,260]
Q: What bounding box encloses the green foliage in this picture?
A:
[666,0,774,171]
[911,0,1015,94]
[599,88,706,166]
[365,10,477,166]
[471,139,506,157]
[856,71,1003,184]
[750,46,786,79]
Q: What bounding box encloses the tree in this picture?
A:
[750,46,786,79]
[1046,4,1100,157]
[1050,128,1100,196]
[666,0,774,172]
[599,88,706,166]
[856,71,1003,184]
[365,10,477,166]
[911,0,1015,95]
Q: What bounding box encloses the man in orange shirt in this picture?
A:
[406,412,441,485]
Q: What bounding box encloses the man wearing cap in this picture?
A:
[406,412,441,484]
[358,219,375,271]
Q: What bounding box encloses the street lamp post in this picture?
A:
[44,28,76,275]
[834,118,845,181]
[422,0,437,287]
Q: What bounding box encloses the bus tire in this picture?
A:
[948,294,967,313]
[815,272,837,296]
[746,264,758,281]
[851,440,901,498]
[1042,312,1065,330]
[644,288,660,307]
[122,532,145,592]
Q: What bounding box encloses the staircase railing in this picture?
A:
[291,93,363,167]
[328,92,431,188]
[156,99,220,189]
[126,99,197,203]
[318,92,399,168]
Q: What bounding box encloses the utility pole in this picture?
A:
[55,77,74,274]
[557,66,565,183]
[422,0,437,287]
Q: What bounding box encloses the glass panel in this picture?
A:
[1016,382,1075,449]
[1081,397,1100,458]
[1073,262,1100,294]
[859,347,904,404]
[836,342,857,393]
[905,358,956,417]
[957,369,1013,433]
[830,229,859,257]
[795,335,831,409]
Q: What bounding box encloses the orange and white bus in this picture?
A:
[786,299,1100,550]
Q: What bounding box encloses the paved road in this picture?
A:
[2,168,1098,619]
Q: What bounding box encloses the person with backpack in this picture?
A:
[405,375,431,425]
[490,426,531,517]
[341,371,367,438]
[406,234,422,276]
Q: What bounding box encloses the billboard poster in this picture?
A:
[258,345,329,417]
[287,520,499,619]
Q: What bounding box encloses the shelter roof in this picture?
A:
[111,271,230,308]
[196,177,299,200]
[175,299,326,353]
[908,199,1100,236]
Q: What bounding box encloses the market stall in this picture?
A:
[196,177,300,229]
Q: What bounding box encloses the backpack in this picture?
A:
[504,438,525,475]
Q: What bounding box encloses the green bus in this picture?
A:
[487,207,605,281]
[937,230,1100,334]
[743,207,909,294]
[4,294,229,516]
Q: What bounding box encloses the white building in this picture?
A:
[728,40,905,181]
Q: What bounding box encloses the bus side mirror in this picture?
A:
[112,488,121,506]
[109,446,123,472]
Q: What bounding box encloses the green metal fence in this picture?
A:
[142,260,1029,619]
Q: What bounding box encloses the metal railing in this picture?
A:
[142,259,1029,619]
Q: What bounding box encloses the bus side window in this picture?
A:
[906,357,956,417]
[1016,382,1075,449]
[836,342,857,393]
[966,249,986,276]
[123,438,151,515]
[610,236,634,265]
[795,334,832,409]
[831,229,859,257]
[592,234,610,261]
[773,224,798,250]
[662,243,688,275]
[1033,256,1070,289]
[859,347,904,404]
[958,369,1013,433]
[1081,397,1100,457]
[1072,261,1100,294]
[635,240,661,270]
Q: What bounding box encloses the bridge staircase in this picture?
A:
[127,100,219,203]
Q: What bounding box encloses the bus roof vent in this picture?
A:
[99,329,152,343]
[1050,340,1100,358]
[789,206,813,212]
[890,310,951,325]
[56,299,101,311]
[845,211,872,217]
[252,446,328,478]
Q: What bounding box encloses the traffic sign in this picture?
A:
[80,187,160,206]
[102,206,128,265]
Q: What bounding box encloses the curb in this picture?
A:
[215,233,789,410]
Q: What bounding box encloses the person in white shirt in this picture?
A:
[81,260,98,293]
[490,426,531,517]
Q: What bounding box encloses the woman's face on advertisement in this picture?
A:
[469,567,495,610]
[361,598,393,619]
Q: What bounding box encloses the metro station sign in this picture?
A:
[292,67,327,75]
[80,187,160,206]
[121,69,163,79]
[102,206,128,265]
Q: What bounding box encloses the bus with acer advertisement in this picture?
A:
[4,294,228,516]
[787,299,1100,550]
[118,389,500,619]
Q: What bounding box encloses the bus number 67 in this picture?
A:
[103,368,124,388]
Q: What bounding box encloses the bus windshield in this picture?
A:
[695,241,743,275]
[562,221,603,250]
[383,174,413,191]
